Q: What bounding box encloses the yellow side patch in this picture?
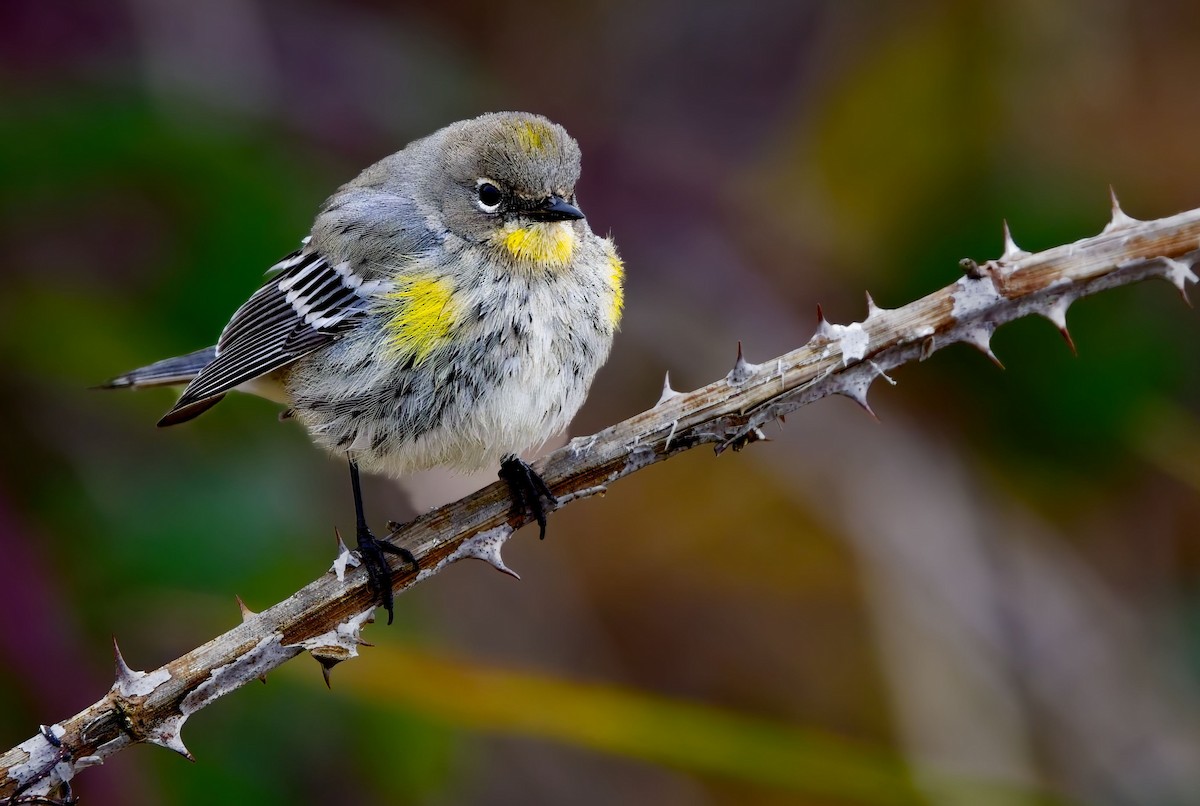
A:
[498,222,576,270]
[513,120,553,153]
[604,239,625,328]
[381,275,459,364]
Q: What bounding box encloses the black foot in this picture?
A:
[346,458,416,626]
[356,526,416,626]
[499,455,557,540]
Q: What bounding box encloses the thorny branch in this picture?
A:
[3,194,1199,802]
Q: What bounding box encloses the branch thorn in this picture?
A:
[656,371,680,406]
[865,291,884,319]
[727,341,759,384]
[1041,298,1077,355]
[234,595,256,623]
[1002,220,1028,261]
[812,304,835,339]
[1162,257,1198,305]
[454,526,520,580]
[960,324,1004,369]
[233,597,268,683]
[837,373,878,421]
[1104,186,1140,233]
[112,637,139,690]
[145,715,193,762]
[846,392,877,421]
[331,527,359,582]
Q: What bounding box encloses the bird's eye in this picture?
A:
[476,180,503,213]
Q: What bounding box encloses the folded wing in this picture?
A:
[158,251,385,426]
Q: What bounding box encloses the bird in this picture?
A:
[102,112,624,623]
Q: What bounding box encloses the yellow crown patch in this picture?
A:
[512,120,554,154]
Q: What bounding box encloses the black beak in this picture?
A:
[528,195,585,222]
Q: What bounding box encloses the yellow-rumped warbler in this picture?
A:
[104,112,624,621]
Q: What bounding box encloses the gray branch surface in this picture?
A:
[3,196,1199,802]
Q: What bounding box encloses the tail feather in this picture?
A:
[99,346,217,390]
[101,346,226,426]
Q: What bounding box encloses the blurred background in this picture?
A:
[3,2,1200,804]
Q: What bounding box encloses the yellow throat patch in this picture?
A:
[381,275,459,364]
[496,222,576,270]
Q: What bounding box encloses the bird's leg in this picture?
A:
[348,458,416,625]
[498,454,557,540]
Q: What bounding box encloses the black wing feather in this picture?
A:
[158,251,376,426]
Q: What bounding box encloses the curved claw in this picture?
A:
[499,456,557,540]
[356,528,417,625]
